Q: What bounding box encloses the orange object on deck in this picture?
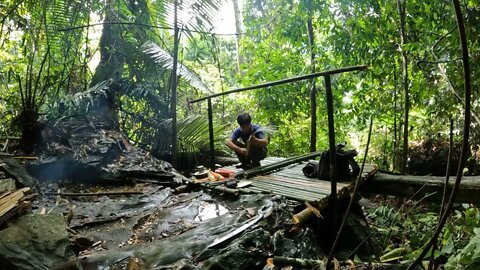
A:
[208,170,225,181]
[215,168,235,178]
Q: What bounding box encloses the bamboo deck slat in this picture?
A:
[226,157,377,203]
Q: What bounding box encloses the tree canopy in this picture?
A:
[0,0,479,172]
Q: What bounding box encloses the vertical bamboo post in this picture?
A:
[307,0,317,153]
[208,98,215,170]
[324,75,337,259]
[310,87,317,153]
[310,87,317,152]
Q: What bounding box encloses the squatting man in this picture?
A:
[225,113,268,169]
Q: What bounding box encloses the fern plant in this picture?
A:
[151,115,226,165]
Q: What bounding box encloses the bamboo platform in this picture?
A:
[227,157,377,202]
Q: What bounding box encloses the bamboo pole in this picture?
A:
[189,65,368,103]
[246,186,322,201]
[235,151,322,179]
[324,75,337,242]
[248,180,331,195]
[307,0,317,153]
[245,181,325,195]
[207,98,215,170]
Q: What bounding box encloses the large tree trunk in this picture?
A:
[89,1,125,126]
[170,0,180,168]
[232,0,244,75]
[88,0,153,127]
[397,0,409,175]
[90,2,125,87]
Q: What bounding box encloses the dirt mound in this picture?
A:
[407,138,478,176]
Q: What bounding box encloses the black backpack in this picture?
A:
[317,144,360,181]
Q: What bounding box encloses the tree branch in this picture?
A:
[416,58,461,68]
[408,1,471,268]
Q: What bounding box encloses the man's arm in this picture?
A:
[226,139,247,156]
[249,135,268,147]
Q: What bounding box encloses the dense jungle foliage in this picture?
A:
[1,0,480,268]
[1,0,479,171]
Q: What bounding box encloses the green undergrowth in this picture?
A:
[365,196,480,269]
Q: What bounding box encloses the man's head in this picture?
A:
[237,113,252,133]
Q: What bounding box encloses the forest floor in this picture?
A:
[0,159,435,270]
[0,123,475,269]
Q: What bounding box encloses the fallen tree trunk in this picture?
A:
[362,173,480,203]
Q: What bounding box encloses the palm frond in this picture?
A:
[52,80,112,115]
[148,0,223,33]
[153,115,225,155]
[258,125,277,138]
[141,41,211,93]
[179,0,222,33]
[121,80,168,116]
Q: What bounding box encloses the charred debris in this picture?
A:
[0,116,385,270]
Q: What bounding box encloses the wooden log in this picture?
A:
[305,201,323,219]
[268,256,325,269]
[174,185,190,193]
[0,153,13,158]
[363,173,480,203]
[44,191,143,197]
[13,156,38,160]
[0,191,11,200]
[0,188,31,220]
[0,187,31,208]
[0,201,30,226]
[200,184,239,196]
[292,208,313,225]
